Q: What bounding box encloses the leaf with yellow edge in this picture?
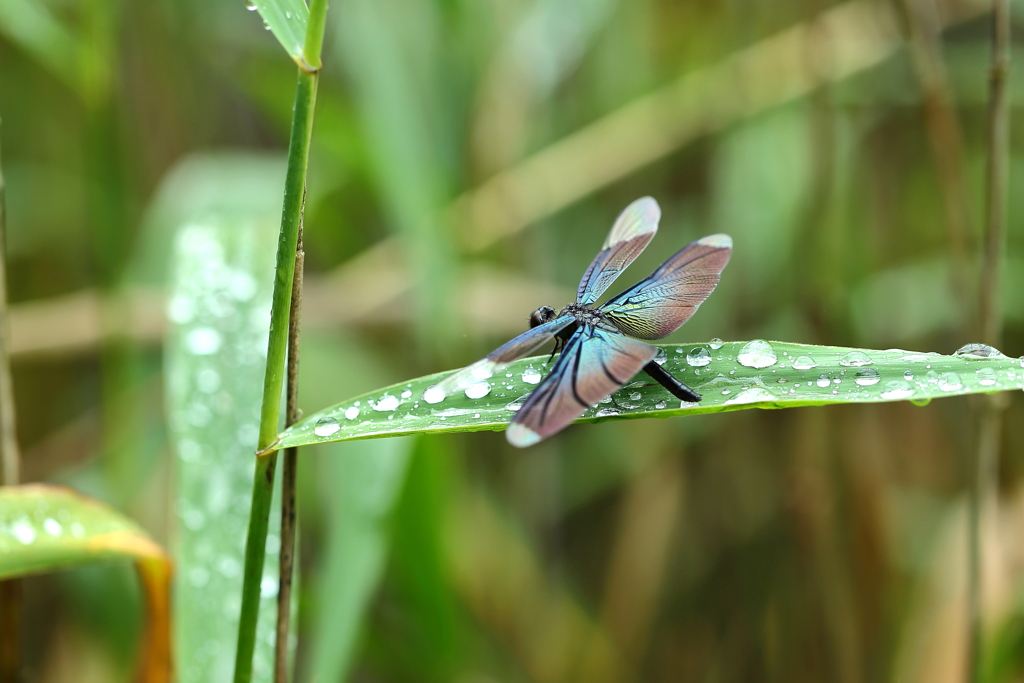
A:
[0,484,171,683]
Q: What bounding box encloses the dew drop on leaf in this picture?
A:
[854,368,880,386]
[880,380,914,400]
[792,355,816,370]
[975,367,997,386]
[737,340,777,369]
[686,347,712,367]
[938,372,962,391]
[465,382,491,399]
[709,338,724,350]
[839,351,872,367]
[314,417,340,437]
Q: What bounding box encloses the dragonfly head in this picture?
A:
[529,305,557,328]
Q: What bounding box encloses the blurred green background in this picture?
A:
[3,0,1024,681]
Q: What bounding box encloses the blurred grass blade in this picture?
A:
[249,0,310,65]
[0,0,80,94]
[306,437,411,681]
[0,484,171,683]
[275,341,1023,448]
[162,154,285,683]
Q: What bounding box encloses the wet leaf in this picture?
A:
[0,484,171,683]
[272,341,1022,450]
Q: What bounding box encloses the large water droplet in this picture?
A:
[880,380,914,400]
[314,417,340,437]
[423,386,446,404]
[938,372,962,391]
[839,351,872,367]
[629,392,642,401]
[654,348,668,365]
[374,394,399,411]
[521,366,542,384]
[903,370,914,381]
[737,340,777,369]
[816,375,831,388]
[975,367,997,386]
[686,347,712,367]
[724,387,774,405]
[925,370,940,384]
[955,343,1006,359]
[854,368,880,386]
[709,338,724,350]
[344,406,360,420]
[400,389,412,399]
[792,355,817,370]
[465,382,491,399]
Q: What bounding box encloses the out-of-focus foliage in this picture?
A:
[3,0,1024,681]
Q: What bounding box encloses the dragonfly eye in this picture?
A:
[529,306,557,328]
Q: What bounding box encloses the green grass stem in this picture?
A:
[233,0,328,677]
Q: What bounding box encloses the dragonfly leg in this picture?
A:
[642,361,701,402]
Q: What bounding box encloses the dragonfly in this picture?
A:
[424,196,732,447]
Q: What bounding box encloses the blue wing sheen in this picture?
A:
[506,325,659,447]
[576,197,661,306]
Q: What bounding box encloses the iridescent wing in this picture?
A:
[505,326,659,447]
[576,197,661,306]
[423,315,575,403]
[599,234,732,340]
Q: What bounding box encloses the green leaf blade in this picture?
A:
[275,341,1022,449]
[250,0,310,64]
[0,484,167,579]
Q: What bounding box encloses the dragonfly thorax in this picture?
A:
[560,302,608,327]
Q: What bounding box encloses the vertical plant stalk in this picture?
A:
[233,0,329,680]
[969,0,1010,680]
[275,224,303,683]
[0,127,23,683]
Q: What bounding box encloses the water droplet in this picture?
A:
[285,10,292,18]
[505,394,528,412]
[792,355,817,370]
[654,348,668,365]
[880,380,914,400]
[374,394,399,411]
[246,2,257,9]
[401,389,412,399]
[344,406,360,420]
[423,386,446,404]
[655,401,667,409]
[938,372,962,391]
[975,367,997,386]
[471,365,493,380]
[839,351,872,367]
[709,338,724,350]
[186,328,222,355]
[903,370,914,381]
[854,368,880,386]
[10,519,35,544]
[680,398,700,407]
[595,408,620,417]
[955,343,1006,359]
[43,519,62,536]
[725,387,774,405]
[263,20,271,30]
[925,370,940,384]
[629,392,642,401]
[816,375,831,388]
[686,347,712,367]
[465,382,491,399]
[314,417,340,437]
[737,340,777,369]
[521,367,542,384]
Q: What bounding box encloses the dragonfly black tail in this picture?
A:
[642,361,701,403]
